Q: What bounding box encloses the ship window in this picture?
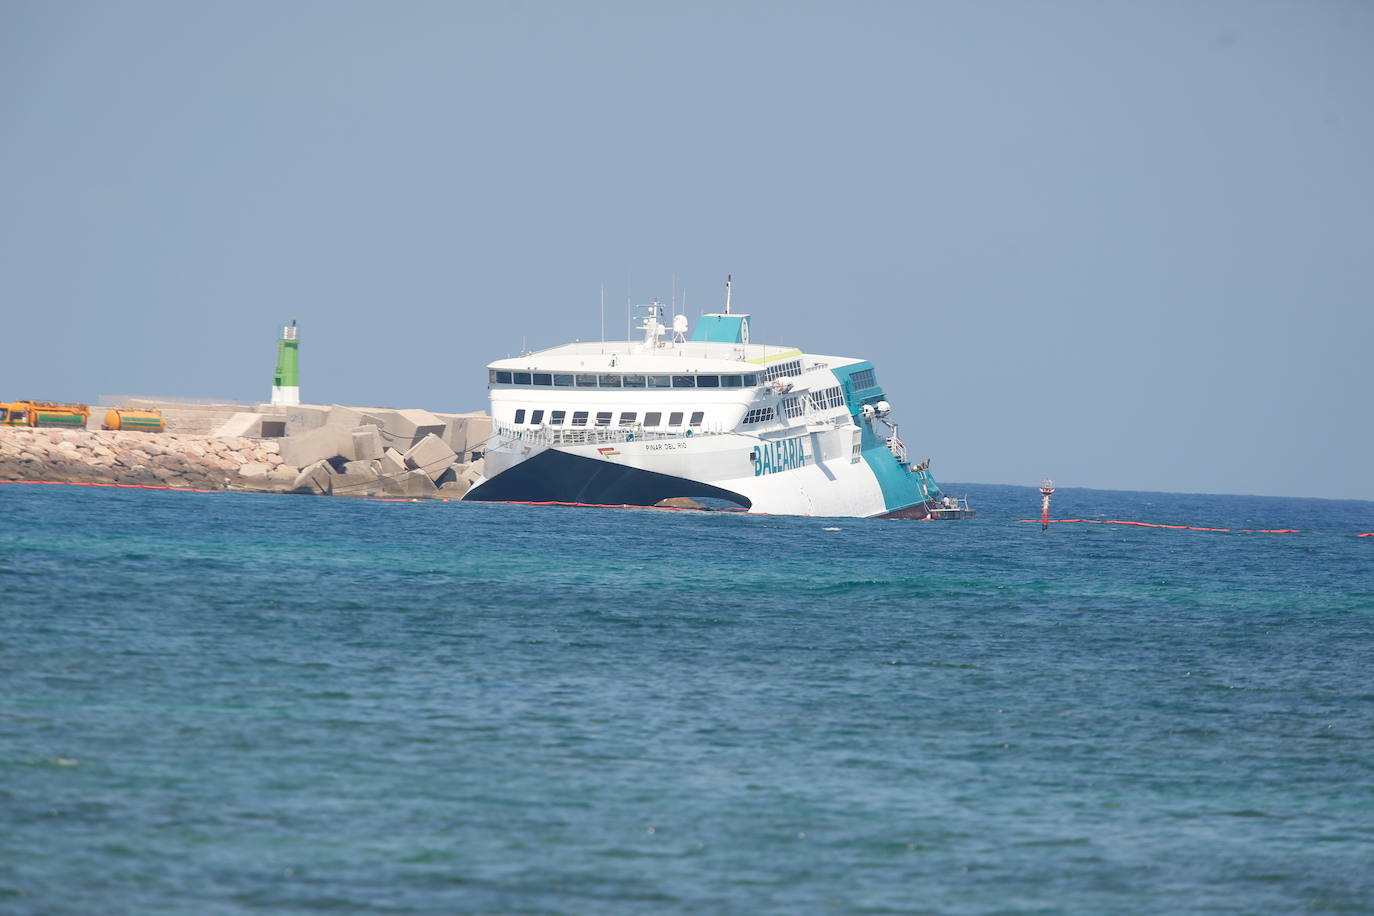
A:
[513,372,532,385]
[598,374,622,387]
[743,373,759,386]
[595,411,612,426]
[644,411,662,427]
[761,359,802,382]
[648,375,672,388]
[810,387,845,410]
[743,406,776,424]
[668,411,684,426]
[850,368,876,390]
[488,370,497,383]
[697,375,720,388]
[495,370,512,384]
[619,412,636,426]
[571,411,589,426]
[782,397,804,419]
[530,410,544,424]
[550,410,566,425]
[553,374,573,387]
[576,374,598,388]
[532,373,552,386]
[622,374,646,388]
[672,375,696,388]
[514,409,526,424]
[722,375,743,388]
[689,411,705,427]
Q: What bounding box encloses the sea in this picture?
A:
[2,481,1372,915]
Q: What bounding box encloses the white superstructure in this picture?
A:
[464,289,970,519]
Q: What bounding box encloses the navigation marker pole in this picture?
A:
[1039,478,1055,532]
[271,320,300,406]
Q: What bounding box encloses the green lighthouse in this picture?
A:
[271,319,300,406]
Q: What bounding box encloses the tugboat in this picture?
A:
[465,280,974,519]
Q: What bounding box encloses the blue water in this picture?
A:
[2,482,1372,914]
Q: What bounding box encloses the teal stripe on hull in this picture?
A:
[829,362,918,513]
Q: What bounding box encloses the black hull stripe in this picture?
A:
[464,448,753,509]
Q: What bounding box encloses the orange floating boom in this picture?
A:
[1018,518,1300,533]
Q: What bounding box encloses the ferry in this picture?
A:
[464,281,974,519]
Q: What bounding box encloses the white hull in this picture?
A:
[464,295,970,520]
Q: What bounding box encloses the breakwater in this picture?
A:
[0,418,485,499]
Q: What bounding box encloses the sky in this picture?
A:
[3,1,1371,499]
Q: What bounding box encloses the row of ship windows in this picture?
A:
[760,359,803,382]
[513,408,707,428]
[849,368,876,390]
[780,386,845,418]
[491,370,762,389]
[507,400,828,429]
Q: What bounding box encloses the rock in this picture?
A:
[402,434,457,482]
[238,461,272,480]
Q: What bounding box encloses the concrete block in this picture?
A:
[358,408,447,449]
[436,479,471,497]
[461,458,485,485]
[256,404,332,437]
[461,416,491,458]
[398,469,438,497]
[214,412,262,437]
[403,434,457,482]
[291,459,333,495]
[432,411,489,455]
[332,470,383,497]
[379,447,407,476]
[351,425,383,461]
[341,459,381,478]
[433,463,467,487]
[278,425,354,468]
[327,405,367,429]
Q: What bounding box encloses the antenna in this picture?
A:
[724,274,732,315]
[600,284,605,348]
[671,273,677,314]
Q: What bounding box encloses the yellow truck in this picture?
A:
[0,400,91,428]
